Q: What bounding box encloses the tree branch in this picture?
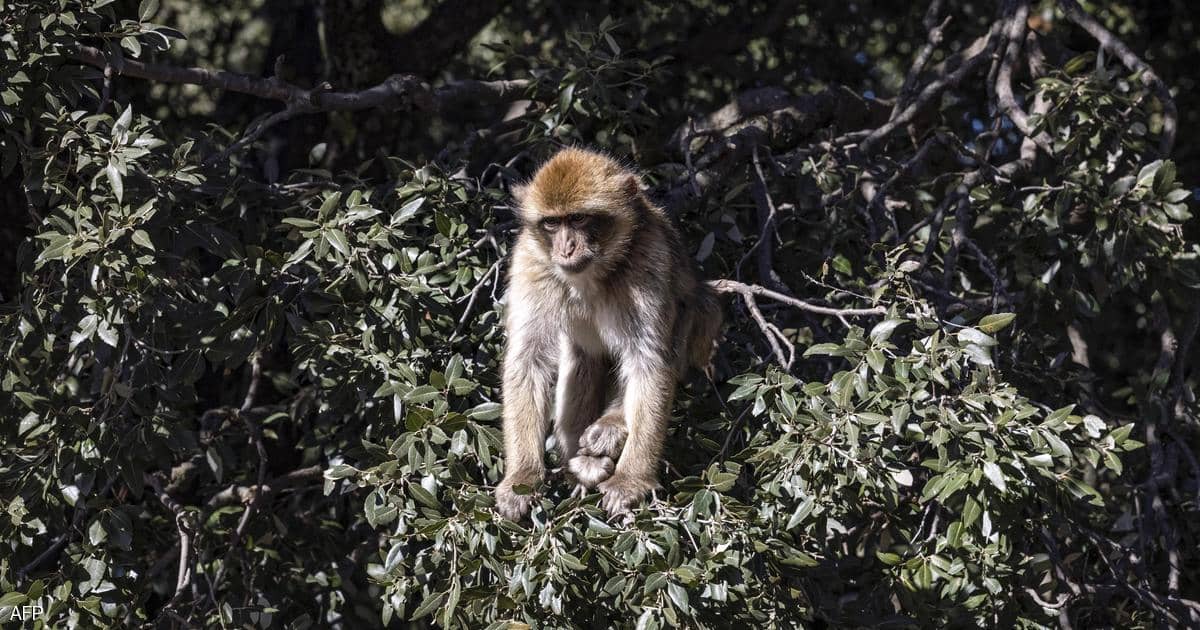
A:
[858,20,1005,155]
[996,0,1053,155]
[67,44,530,115]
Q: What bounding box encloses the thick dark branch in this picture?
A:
[68,44,530,115]
[1056,0,1177,155]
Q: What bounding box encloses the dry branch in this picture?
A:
[710,279,886,318]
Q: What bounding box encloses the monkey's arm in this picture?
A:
[495,305,557,520]
[598,350,676,516]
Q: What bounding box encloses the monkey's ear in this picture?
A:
[622,175,642,198]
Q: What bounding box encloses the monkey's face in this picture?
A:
[536,212,614,274]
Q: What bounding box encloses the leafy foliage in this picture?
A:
[1,0,1197,628]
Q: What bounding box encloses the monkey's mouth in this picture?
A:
[554,256,594,274]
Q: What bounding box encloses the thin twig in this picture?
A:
[230,355,265,544]
[737,146,787,292]
[450,257,504,342]
[145,474,192,602]
[710,279,887,318]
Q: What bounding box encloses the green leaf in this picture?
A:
[977,313,1016,333]
[869,318,906,343]
[409,591,446,620]
[106,160,123,202]
[467,402,502,420]
[981,461,1007,492]
[667,582,689,612]
[804,343,841,357]
[318,191,342,219]
[131,229,154,251]
[325,464,358,480]
[434,212,452,237]
[1136,159,1162,188]
[1152,160,1176,195]
[643,572,668,595]
[325,228,351,256]
[138,0,159,21]
[282,217,320,228]
[113,104,133,139]
[962,495,982,528]
[1103,450,1123,475]
[393,196,425,224]
[876,551,903,566]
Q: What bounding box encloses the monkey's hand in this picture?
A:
[494,474,539,521]
[597,472,656,519]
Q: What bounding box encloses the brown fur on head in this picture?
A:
[513,148,642,276]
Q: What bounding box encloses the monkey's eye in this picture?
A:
[566,214,590,227]
[540,217,561,231]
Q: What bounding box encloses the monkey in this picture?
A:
[494,147,722,520]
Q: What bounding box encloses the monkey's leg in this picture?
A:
[495,334,556,521]
[598,359,675,517]
[554,345,607,487]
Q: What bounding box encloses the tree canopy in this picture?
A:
[1,0,1198,627]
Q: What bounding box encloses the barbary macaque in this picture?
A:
[494,147,721,519]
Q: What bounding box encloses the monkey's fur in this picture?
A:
[495,147,721,520]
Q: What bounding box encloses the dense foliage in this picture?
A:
[2,0,1198,627]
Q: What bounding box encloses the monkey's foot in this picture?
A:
[567,453,615,490]
[579,413,628,459]
[494,476,539,521]
[597,473,656,519]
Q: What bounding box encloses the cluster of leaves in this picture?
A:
[1,1,1197,628]
[334,307,1142,627]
